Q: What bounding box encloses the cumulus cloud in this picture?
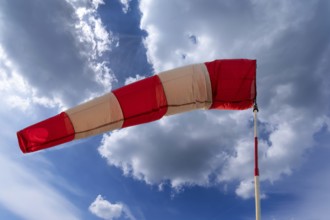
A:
[99,110,249,189]
[98,0,330,199]
[89,195,135,220]
[0,0,115,109]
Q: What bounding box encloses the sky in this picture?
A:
[0,0,330,219]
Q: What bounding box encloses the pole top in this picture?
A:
[253,100,259,112]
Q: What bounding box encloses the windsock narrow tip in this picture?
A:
[16,112,75,153]
[17,130,28,153]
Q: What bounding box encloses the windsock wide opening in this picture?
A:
[205,59,256,110]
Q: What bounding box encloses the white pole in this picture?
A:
[254,103,261,220]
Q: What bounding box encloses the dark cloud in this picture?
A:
[0,0,112,107]
[99,110,251,188]
[257,0,330,115]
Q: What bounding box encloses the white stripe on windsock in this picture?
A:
[66,93,124,139]
[158,63,213,116]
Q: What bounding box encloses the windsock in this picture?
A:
[17,59,256,153]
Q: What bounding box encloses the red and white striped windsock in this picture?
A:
[17,59,256,153]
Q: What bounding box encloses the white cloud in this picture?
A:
[119,0,131,14]
[124,74,145,85]
[73,1,112,58]
[91,0,105,9]
[98,0,330,200]
[89,195,136,220]
[139,0,320,72]
[68,0,117,93]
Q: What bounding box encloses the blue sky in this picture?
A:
[0,0,330,219]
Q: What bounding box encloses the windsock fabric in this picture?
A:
[17,59,256,153]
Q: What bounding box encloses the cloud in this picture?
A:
[99,110,249,189]
[89,195,136,220]
[98,0,330,199]
[0,151,80,220]
[124,74,145,85]
[0,0,115,109]
[0,45,64,111]
[118,0,132,14]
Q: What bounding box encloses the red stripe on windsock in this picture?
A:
[17,112,75,153]
[205,59,256,110]
[113,75,167,128]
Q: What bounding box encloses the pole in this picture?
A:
[253,102,261,220]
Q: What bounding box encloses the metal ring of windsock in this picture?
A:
[17,59,256,153]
